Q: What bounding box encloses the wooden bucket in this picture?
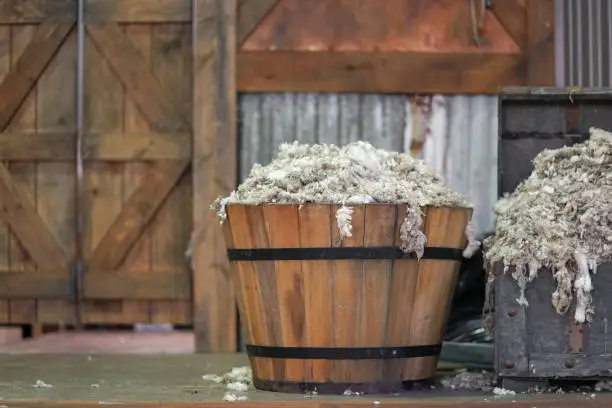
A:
[222,203,471,394]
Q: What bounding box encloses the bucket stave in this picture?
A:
[223,203,471,394]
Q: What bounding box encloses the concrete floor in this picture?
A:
[0,332,610,407]
[0,353,607,406]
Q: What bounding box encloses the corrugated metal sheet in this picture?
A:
[238,93,498,236]
[556,0,612,87]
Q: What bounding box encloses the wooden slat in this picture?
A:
[0,132,190,160]
[0,132,73,160]
[330,204,365,383]
[0,271,70,297]
[0,26,10,275]
[491,0,527,48]
[0,22,75,130]
[85,0,191,23]
[385,206,425,380]
[35,23,78,323]
[265,204,304,381]
[6,25,37,323]
[298,204,332,382]
[86,24,189,132]
[84,270,191,300]
[0,0,75,23]
[0,165,68,269]
[237,0,279,45]
[360,205,396,382]
[82,23,132,325]
[118,23,155,325]
[148,24,193,324]
[237,51,526,94]
[193,0,238,353]
[83,132,191,160]
[87,160,187,270]
[525,0,555,86]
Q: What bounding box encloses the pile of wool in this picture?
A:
[211,140,477,258]
[202,366,253,391]
[484,127,612,323]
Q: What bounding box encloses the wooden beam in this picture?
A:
[490,0,527,49]
[85,0,191,23]
[86,24,189,132]
[87,160,188,270]
[82,132,191,161]
[0,0,75,23]
[0,132,190,160]
[0,132,74,160]
[0,271,70,298]
[525,0,555,86]
[237,0,279,45]
[237,51,526,94]
[193,0,238,353]
[0,22,75,129]
[84,270,191,300]
[0,166,68,269]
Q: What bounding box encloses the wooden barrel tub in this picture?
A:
[222,203,472,394]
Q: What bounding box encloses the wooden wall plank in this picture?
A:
[35,28,78,323]
[0,271,69,297]
[82,28,125,323]
[237,52,526,94]
[0,26,9,321]
[84,271,190,300]
[8,26,38,326]
[150,300,191,324]
[525,0,555,86]
[193,0,238,352]
[490,0,527,49]
[0,132,190,161]
[83,132,191,160]
[0,132,73,160]
[86,24,187,132]
[0,23,74,130]
[85,0,191,23]
[237,0,279,45]
[0,0,75,23]
[85,22,192,279]
[88,160,186,271]
[149,23,192,321]
[241,0,520,54]
[82,300,150,324]
[118,24,155,324]
[0,164,68,269]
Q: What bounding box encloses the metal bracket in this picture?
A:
[568,322,584,353]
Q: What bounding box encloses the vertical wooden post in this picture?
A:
[526,0,555,86]
[192,0,238,352]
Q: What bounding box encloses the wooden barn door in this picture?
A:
[0,4,78,325]
[80,1,193,325]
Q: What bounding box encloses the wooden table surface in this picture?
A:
[0,353,610,408]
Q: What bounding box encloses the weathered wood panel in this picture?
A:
[0,16,77,324]
[237,52,525,94]
[234,0,554,93]
[242,0,521,53]
[0,0,75,23]
[82,15,193,325]
[193,0,238,352]
[526,0,555,86]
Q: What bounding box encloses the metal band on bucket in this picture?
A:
[227,246,464,261]
[245,344,442,360]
